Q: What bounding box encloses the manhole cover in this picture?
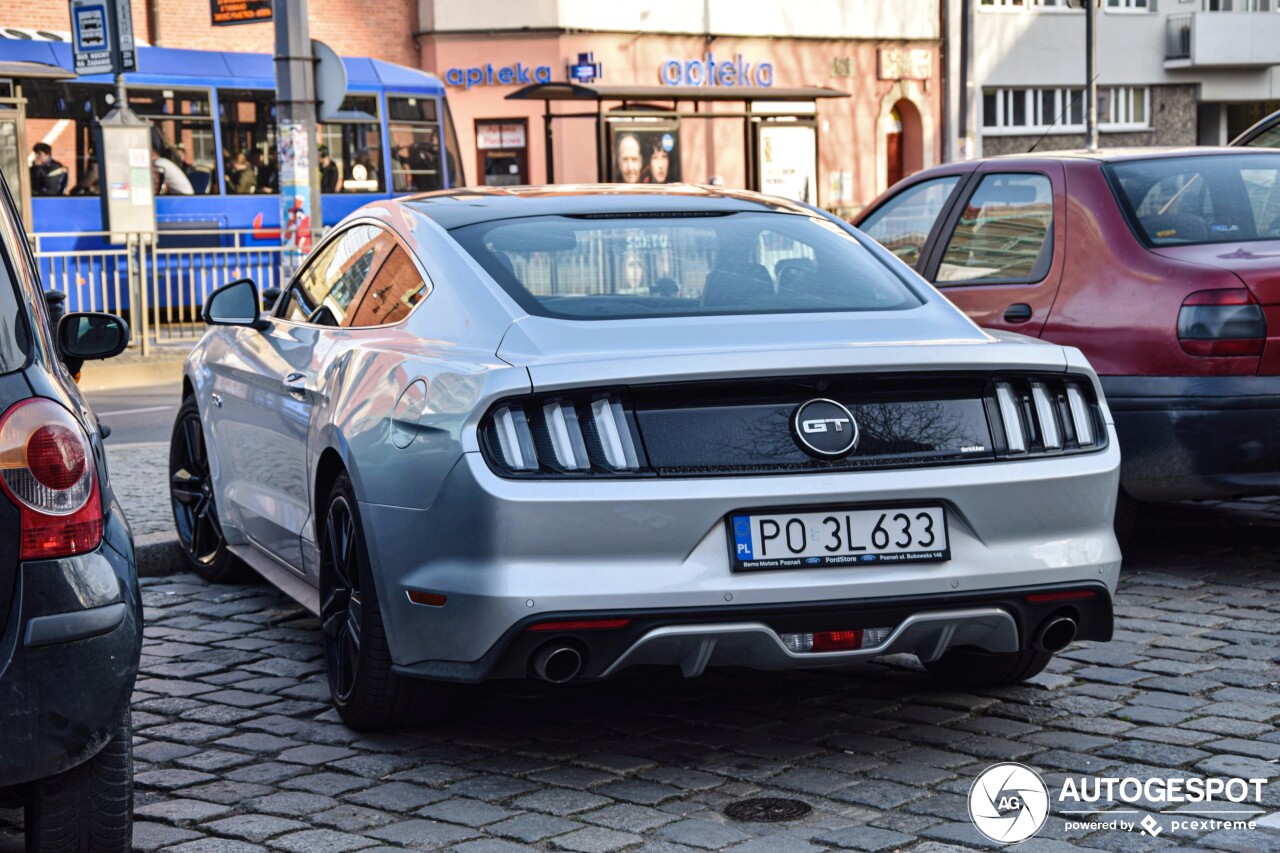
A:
[723,797,813,823]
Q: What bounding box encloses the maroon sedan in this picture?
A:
[855,148,1280,523]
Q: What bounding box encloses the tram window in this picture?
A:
[388,96,444,192]
[21,81,114,197]
[218,89,278,195]
[129,89,216,194]
[318,94,382,193]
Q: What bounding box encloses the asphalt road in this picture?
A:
[86,381,183,445]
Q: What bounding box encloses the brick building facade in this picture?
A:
[1,0,418,67]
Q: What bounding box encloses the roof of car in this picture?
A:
[401,184,817,230]
[966,146,1276,164]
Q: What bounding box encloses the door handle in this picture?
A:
[284,372,309,397]
[210,393,223,408]
[1003,303,1034,324]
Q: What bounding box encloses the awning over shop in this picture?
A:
[506,83,850,103]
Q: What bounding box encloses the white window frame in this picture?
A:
[982,86,1151,135]
[1098,86,1151,131]
[1105,0,1151,12]
[979,0,1083,10]
[981,87,1087,135]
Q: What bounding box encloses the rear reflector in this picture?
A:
[526,619,631,632]
[781,627,893,653]
[406,590,448,607]
[1178,289,1266,358]
[1025,590,1098,604]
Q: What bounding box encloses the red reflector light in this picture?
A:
[527,619,631,632]
[20,478,103,560]
[1179,338,1265,357]
[27,424,88,490]
[1025,590,1098,604]
[811,629,863,652]
[1182,288,1255,306]
[406,590,447,607]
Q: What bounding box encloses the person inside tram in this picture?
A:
[318,145,342,193]
[30,143,68,196]
[70,159,100,196]
[152,149,195,195]
[250,149,277,193]
[227,151,257,194]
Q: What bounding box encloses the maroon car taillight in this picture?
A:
[0,398,103,560]
[1177,289,1266,357]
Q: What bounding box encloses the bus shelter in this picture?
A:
[506,83,849,199]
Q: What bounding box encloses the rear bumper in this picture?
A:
[0,502,142,787]
[398,581,1113,683]
[363,441,1122,681]
[1102,375,1280,502]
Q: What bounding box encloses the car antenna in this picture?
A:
[1027,77,1097,154]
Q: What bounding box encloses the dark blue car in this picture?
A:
[0,169,141,850]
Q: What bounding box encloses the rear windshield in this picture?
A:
[0,246,30,374]
[450,212,923,320]
[1107,154,1280,247]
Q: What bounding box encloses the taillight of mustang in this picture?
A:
[481,392,650,477]
[0,398,103,560]
[1177,288,1267,357]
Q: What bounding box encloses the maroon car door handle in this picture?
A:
[1003,303,1034,324]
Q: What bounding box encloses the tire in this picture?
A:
[169,395,251,583]
[924,647,1053,688]
[1113,487,1140,549]
[25,710,132,853]
[320,472,454,730]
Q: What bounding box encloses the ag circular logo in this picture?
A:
[969,762,1050,844]
[791,398,859,459]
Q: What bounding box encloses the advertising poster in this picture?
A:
[609,123,681,185]
[758,124,817,204]
[277,123,313,263]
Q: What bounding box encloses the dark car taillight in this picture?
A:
[988,377,1103,457]
[481,392,651,477]
[0,398,103,559]
[1178,289,1266,357]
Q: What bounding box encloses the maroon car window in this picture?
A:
[936,173,1054,284]
[1109,154,1280,246]
[859,176,961,269]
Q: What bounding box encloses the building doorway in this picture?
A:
[885,98,924,190]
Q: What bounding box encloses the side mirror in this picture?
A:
[57,312,130,361]
[203,278,270,330]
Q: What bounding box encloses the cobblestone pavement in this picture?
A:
[107,441,172,537]
[4,499,1280,852]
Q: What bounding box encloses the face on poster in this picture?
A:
[610,125,680,185]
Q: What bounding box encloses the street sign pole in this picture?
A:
[1086,0,1098,152]
[274,0,322,278]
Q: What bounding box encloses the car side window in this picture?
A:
[936,173,1054,285]
[277,224,383,326]
[343,240,430,327]
[859,176,962,269]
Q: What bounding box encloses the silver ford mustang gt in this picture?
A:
[173,185,1120,729]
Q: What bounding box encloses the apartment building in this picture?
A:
[945,0,1280,160]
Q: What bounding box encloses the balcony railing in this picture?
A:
[1166,14,1192,59]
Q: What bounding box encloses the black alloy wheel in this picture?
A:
[321,493,362,704]
[318,472,455,730]
[168,396,250,582]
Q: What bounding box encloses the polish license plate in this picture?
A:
[727,505,950,572]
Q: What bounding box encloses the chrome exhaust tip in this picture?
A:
[532,645,584,683]
[1036,616,1078,653]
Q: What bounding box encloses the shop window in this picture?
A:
[860,176,963,269]
[476,120,528,187]
[1097,87,1150,130]
[937,173,1054,284]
